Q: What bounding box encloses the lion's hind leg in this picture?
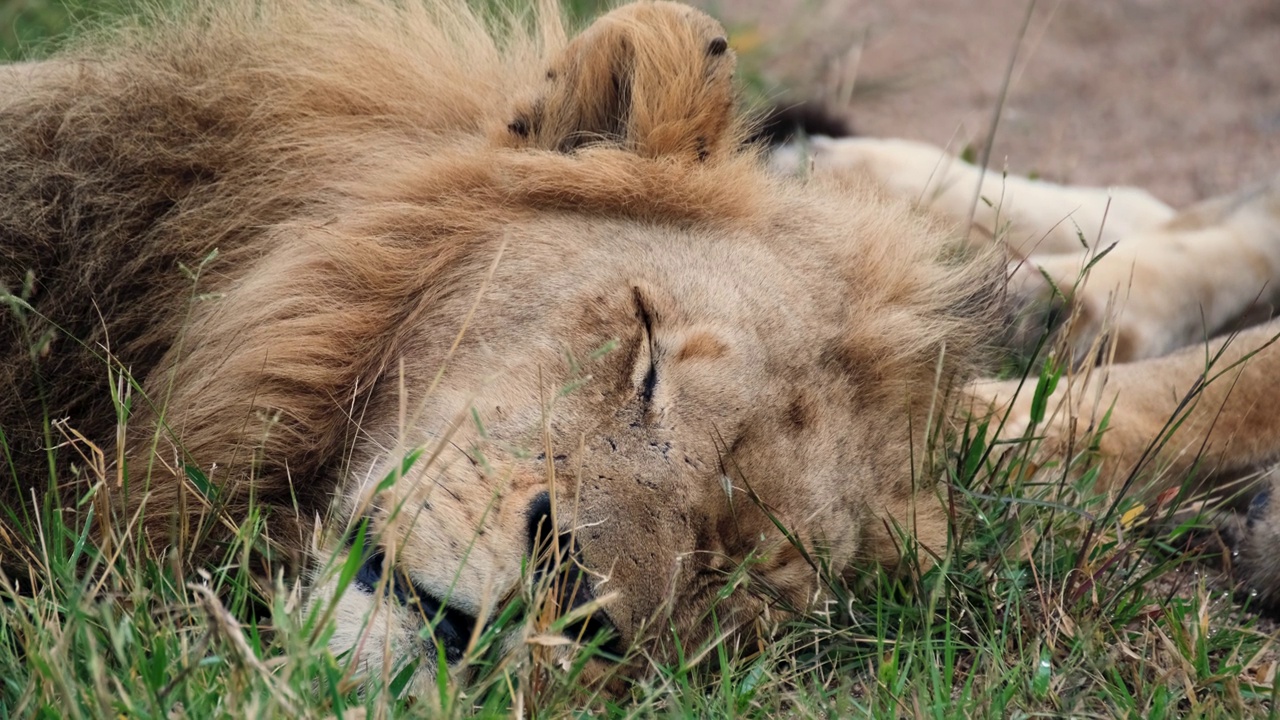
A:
[968,316,1280,608]
[1011,172,1280,364]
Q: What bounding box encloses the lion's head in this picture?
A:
[0,0,1001,696]
[298,2,1002,690]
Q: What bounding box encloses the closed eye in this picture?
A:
[632,286,659,407]
[639,354,658,406]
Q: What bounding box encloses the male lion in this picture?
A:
[0,0,1001,694]
[7,0,1276,698]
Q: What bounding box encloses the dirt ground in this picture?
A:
[711,0,1280,208]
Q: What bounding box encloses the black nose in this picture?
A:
[526,491,556,556]
[525,491,624,657]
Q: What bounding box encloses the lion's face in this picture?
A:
[0,0,999,699]
[312,184,994,688]
[279,0,1001,695]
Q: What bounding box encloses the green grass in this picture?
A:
[5,360,1276,717]
[1,0,132,60]
[2,1,1278,718]
[0,0,611,60]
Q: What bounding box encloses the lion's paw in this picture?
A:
[1009,251,1175,365]
[501,1,737,161]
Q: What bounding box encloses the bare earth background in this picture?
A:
[711,0,1280,208]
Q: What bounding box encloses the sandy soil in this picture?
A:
[710,0,1280,207]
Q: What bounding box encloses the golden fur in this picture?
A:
[770,136,1175,258]
[783,135,1280,608]
[0,0,1002,694]
[972,176,1280,608]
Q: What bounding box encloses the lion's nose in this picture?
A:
[525,491,556,556]
[525,491,624,657]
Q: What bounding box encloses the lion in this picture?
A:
[9,0,1278,699]
[769,136,1176,258]
[0,0,1004,695]
[780,133,1280,608]
[787,136,1280,363]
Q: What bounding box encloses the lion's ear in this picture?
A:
[501,2,738,161]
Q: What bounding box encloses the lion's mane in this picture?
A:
[0,0,996,571]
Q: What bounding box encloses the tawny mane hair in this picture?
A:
[0,0,996,574]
